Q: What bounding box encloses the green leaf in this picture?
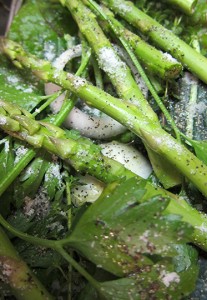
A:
[80,251,198,299]
[68,178,193,277]
[190,140,207,165]
[0,56,43,111]
[43,160,64,200]
[0,137,15,177]
[8,0,68,59]
[0,0,75,111]
[14,155,50,208]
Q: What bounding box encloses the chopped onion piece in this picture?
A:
[101,141,152,179]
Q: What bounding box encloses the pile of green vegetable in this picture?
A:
[0,0,207,299]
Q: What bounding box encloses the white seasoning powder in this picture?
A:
[98,47,127,80]
[160,271,180,287]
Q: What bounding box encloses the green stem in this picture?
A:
[56,246,101,291]
[1,39,207,195]
[63,0,158,123]
[0,148,36,197]
[91,3,183,79]
[0,40,91,197]
[185,39,200,139]
[87,0,181,141]
[162,0,197,14]
[0,226,53,300]
[0,215,58,249]
[32,91,62,117]
[92,56,104,89]
[101,0,207,84]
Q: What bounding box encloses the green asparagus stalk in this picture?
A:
[0,99,134,183]
[100,0,207,84]
[88,3,183,79]
[0,227,53,300]
[84,0,184,187]
[1,38,207,197]
[62,0,183,188]
[1,99,207,250]
[160,0,198,15]
[62,0,159,123]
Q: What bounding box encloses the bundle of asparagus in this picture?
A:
[0,0,207,299]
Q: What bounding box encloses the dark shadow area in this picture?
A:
[0,0,12,36]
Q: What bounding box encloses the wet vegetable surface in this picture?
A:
[0,0,207,299]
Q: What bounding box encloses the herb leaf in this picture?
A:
[67,177,197,298]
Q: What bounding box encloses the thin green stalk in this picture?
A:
[0,226,53,300]
[86,0,181,142]
[32,90,62,117]
[76,36,92,77]
[92,3,183,79]
[91,56,104,89]
[0,216,101,295]
[0,148,36,197]
[63,0,158,123]
[0,99,207,249]
[186,39,200,139]
[101,0,207,84]
[63,0,182,187]
[0,41,91,197]
[161,0,198,14]
[1,39,207,196]
[56,246,101,291]
[0,215,58,249]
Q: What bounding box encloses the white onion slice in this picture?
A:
[101,141,152,179]
[71,175,105,206]
[45,45,147,139]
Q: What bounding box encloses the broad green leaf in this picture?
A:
[0,56,43,111]
[97,260,198,299]
[80,249,198,299]
[68,178,193,277]
[8,0,68,59]
[1,0,74,111]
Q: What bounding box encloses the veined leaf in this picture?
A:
[68,178,193,277]
[79,246,198,299]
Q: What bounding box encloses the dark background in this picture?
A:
[0,0,13,35]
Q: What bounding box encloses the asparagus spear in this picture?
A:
[98,7,182,79]
[1,38,207,196]
[61,0,183,188]
[159,0,198,15]
[69,0,183,80]
[62,0,158,123]
[1,99,207,250]
[100,0,207,84]
[0,227,53,300]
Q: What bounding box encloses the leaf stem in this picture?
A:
[55,246,101,291]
